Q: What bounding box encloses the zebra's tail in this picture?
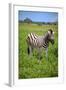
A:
[27,46,30,55]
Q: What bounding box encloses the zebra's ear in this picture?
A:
[48,31,51,35]
[53,32,54,34]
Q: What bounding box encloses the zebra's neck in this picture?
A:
[43,33,49,48]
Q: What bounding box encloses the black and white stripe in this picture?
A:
[27,33,38,47]
[26,29,54,59]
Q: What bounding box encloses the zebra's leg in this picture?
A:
[27,46,30,54]
[38,48,42,60]
[31,47,34,55]
[45,48,48,58]
[27,45,33,55]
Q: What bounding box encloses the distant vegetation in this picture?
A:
[23,18,32,23]
[19,17,58,25]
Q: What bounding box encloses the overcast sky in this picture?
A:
[18,11,58,23]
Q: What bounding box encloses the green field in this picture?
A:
[19,23,58,79]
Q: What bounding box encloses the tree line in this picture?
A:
[19,18,58,25]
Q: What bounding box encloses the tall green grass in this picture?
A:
[19,23,58,79]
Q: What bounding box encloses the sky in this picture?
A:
[18,11,58,23]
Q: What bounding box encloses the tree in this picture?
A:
[23,18,32,23]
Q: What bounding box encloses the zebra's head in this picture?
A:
[48,29,54,45]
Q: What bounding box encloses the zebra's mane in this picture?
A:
[44,32,49,39]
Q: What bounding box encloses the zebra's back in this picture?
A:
[27,33,45,48]
[27,33,38,47]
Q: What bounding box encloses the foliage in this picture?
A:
[23,18,32,23]
[19,23,58,79]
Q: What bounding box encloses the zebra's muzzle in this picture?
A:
[51,40,54,45]
[50,39,54,45]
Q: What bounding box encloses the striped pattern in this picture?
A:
[27,33,38,47]
[26,29,54,59]
[27,33,49,48]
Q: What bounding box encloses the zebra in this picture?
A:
[26,29,54,59]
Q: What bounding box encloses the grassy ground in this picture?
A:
[18,23,58,79]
